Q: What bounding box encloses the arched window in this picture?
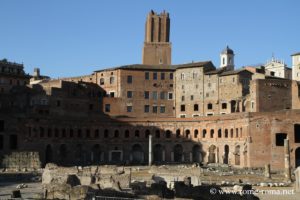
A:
[218,129,222,138]
[155,130,160,138]
[176,129,180,138]
[123,130,129,138]
[225,129,228,138]
[145,130,150,138]
[94,129,99,138]
[166,130,171,138]
[210,129,214,138]
[194,129,199,138]
[114,130,119,138]
[185,130,190,138]
[104,129,109,138]
[135,130,140,138]
[202,129,207,138]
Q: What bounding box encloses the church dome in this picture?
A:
[221,46,234,54]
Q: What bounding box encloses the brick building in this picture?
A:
[1,10,300,172]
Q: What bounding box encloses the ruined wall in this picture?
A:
[248,110,300,170]
[1,151,41,170]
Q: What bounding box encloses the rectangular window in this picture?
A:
[160,106,165,113]
[168,92,173,100]
[170,73,173,80]
[127,75,133,84]
[144,105,150,113]
[152,91,158,100]
[56,100,61,107]
[153,72,157,80]
[153,106,158,113]
[127,91,133,98]
[194,104,199,111]
[144,91,149,99]
[222,103,227,109]
[276,133,287,146]
[181,96,185,101]
[100,78,104,85]
[105,104,110,112]
[145,72,149,80]
[191,95,194,101]
[160,92,165,100]
[208,83,211,87]
[161,73,165,80]
[110,77,115,84]
[127,106,132,113]
[181,105,185,111]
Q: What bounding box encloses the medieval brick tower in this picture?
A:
[142,10,171,65]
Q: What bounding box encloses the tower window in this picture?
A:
[161,73,165,80]
[127,76,133,84]
[153,72,157,80]
[223,58,225,65]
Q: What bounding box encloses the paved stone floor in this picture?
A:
[0,182,43,199]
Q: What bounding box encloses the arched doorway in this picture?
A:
[153,144,163,163]
[223,145,229,164]
[132,144,144,164]
[75,144,83,165]
[192,145,202,163]
[174,144,183,162]
[295,147,300,168]
[59,144,67,165]
[208,145,216,163]
[92,144,101,164]
[45,144,53,164]
[235,145,240,165]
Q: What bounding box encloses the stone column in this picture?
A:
[294,167,300,192]
[190,152,193,163]
[162,149,165,162]
[264,164,271,179]
[148,134,152,166]
[171,152,174,162]
[284,138,291,182]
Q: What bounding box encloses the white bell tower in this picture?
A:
[220,46,234,71]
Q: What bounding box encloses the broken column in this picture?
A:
[149,134,152,166]
[284,138,291,182]
[264,164,271,179]
[294,167,300,192]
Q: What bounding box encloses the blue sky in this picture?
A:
[0,0,299,78]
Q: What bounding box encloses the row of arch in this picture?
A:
[29,127,243,140]
[44,143,245,166]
